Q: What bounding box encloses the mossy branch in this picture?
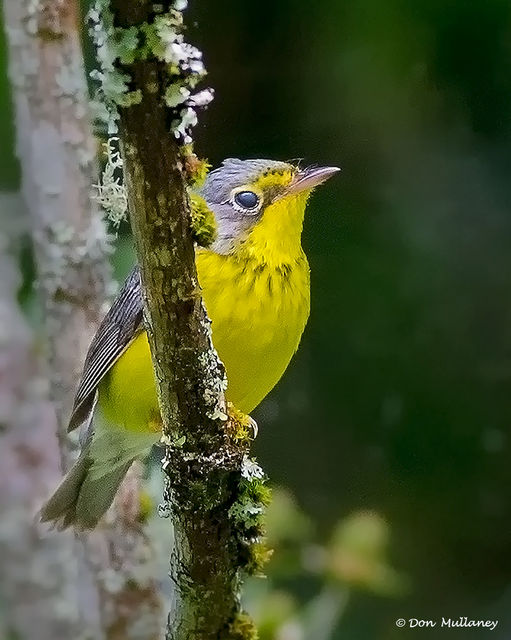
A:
[99,1,269,638]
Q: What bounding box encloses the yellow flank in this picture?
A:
[98,190,311,433]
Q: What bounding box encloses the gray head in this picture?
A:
[200,158,340,254]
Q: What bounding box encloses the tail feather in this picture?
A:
[40,450,134,530]
[74,459,133,529]
[40,451,92,528]
[41,404,159,530]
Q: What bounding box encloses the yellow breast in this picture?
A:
[99,190,311,429]
[197,249,310,413]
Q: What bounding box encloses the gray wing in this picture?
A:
[68,266,144,432]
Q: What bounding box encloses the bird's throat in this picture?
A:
[235,191,309,268]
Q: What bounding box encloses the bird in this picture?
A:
[40,158,340,529]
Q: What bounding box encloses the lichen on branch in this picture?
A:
[93,136,217,246]
[92,137,128,227]
[94,1,270,638]
[88,0,213,136]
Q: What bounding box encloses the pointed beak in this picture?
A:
[286,165,341,195]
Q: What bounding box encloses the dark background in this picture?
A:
[2,1,511,638]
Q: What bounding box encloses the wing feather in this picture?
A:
[68,266,144,432]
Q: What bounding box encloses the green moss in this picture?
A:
[139,15,181,64]
[112,25,140,64]
[190,194,217,248]
[229,498,263,530]
[227,456,274,576]
[182,146,211,187]
[225,612,258,640]
[227,405,253,443]
[138,20,164,61]
[164,83,191,108]
[245,542,273,576]
[243,478,272,507]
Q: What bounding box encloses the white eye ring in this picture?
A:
[231,189,261,214]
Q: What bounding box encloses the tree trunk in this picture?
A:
[103,2,269,638]
[4,0,111,467]
[0,192,93,640]
[1,1,163,638]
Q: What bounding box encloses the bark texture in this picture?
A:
[108,2,261,639]
[4,0,111,467]
[0,193,90,640]
[2,1,163,638]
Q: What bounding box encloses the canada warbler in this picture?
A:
[41,158,339,529]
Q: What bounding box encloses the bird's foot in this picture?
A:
[227,402,258,441]
[247,416,259,439]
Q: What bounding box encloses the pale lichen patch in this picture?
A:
[89,0,213,141]
[241,456,265,481]
[92,137,128,227]
[35,217,114,305]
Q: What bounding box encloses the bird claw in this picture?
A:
[226,402,258,441]
[247,416,259,439]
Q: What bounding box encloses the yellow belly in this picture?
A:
[99,250,310,431]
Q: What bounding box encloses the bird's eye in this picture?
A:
[233,190,260,211]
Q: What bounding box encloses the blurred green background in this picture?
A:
[2,0,511,638]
